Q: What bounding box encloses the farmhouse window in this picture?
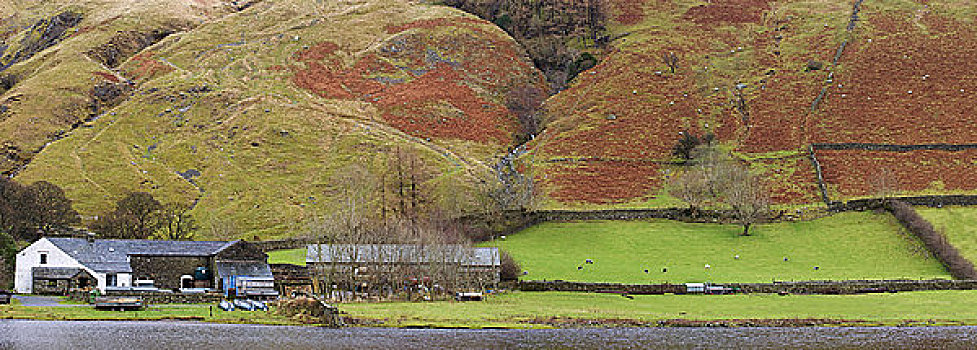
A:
[107,274,118,287]
[39,252,48,265]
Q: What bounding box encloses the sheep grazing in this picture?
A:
[644,269,649,274]
[704,264,711,269]
[585,259,594,264]
[784,257,789,262]
[734,255,740,260]
[662,268,668,273]
[814,266,820,271]
[578,266,583,270]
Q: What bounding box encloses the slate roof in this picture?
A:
[307,245,500,266]
[216,261,274,278]
[46,237,238,273]
[32,267,85,279]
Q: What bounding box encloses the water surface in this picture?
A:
[1,320,976,349]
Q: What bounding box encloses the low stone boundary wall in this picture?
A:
[830,195,977,212]
[517,279,977,295]
[812,143,977,152]
[68,290,225,304]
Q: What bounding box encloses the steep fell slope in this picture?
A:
[531,0,977,207]
[7,0,544,237]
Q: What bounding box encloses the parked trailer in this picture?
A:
[224,276,278,300]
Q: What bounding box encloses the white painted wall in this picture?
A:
[14,238,105,294]
[118,273,132,287]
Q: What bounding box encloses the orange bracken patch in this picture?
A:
[543,160,663,204]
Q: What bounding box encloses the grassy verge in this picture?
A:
[482,211,949,283]
[0,303,314,326]
[340,290,977,328]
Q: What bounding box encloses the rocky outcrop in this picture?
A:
[0,11,83,72]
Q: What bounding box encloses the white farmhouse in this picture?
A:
[15,235,275,295]
[15,236,109,294]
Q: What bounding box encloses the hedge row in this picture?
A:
[885,200,977,279]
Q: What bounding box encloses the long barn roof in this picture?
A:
[306,244,500,266]
[47,237,237,273]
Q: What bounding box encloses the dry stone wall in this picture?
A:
[517,279,977,295]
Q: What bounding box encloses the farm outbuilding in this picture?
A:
[306,244,501,298]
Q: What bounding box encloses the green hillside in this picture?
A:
[918,206,977,266]
[487,212,950,283]
[3,0,543,238]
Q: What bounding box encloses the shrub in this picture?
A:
[0,232,15,289]
[500,250,521,281]
[886,200,977,279]
[672,132,715,163]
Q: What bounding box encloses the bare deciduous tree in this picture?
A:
[872,167,898,200]
[668,168,711,217]
[25,181,81,237]
[91,192,163,239]
[724,165,771,236]
[206,216,239,241]
[155,204,198,240]
[733,87,750,124]
[662,51,679,73]
[669,144,770,235]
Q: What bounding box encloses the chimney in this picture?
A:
[87,232,96,244]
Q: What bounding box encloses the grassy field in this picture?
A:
[918,206,977,265]
[483,212,949,283]
[7,291,977,328]
[267,248,307,266]
[341,290,977,328]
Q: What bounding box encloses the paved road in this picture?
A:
[12,295,85,307]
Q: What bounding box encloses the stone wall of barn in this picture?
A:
[129,256,212,290]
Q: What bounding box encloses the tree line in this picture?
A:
[0,177,80,242]
[90,192,198,240]
[1,177,198,242]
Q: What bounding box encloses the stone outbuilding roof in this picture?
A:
[47,237,240,273]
